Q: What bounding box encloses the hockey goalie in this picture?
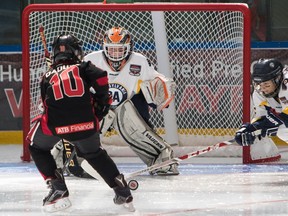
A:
[52,26,179,176]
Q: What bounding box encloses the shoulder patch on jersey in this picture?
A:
[129,64,141,76]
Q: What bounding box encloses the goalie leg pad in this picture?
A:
[250,136,280,161]
[115,100,178,175]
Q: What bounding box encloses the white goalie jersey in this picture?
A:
[84,51,175,110]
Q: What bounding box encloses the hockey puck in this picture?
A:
[128,179,139,190]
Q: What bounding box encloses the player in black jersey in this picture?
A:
[26,34,133,212]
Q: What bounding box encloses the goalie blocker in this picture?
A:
[115,100,179,175]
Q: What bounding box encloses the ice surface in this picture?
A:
[1,144,288,216]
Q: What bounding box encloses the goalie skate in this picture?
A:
[149,148,179,176]
[43,169,71,213]
[150,163,179,176]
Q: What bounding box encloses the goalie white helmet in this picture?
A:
[102,27,133,71]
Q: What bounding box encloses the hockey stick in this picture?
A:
[39,24,52,68]
[80,138,235,189]
[124,129,262,181]
[124,139,235,180]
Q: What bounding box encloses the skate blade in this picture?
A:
[123,202,135,212]
[43,197,72,213]
[156,171,180,176]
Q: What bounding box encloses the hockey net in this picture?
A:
[22,3,269,163]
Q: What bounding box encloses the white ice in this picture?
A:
[1,144,288,216]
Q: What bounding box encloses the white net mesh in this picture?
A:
[23,4,249,159]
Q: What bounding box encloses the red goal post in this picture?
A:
[22,3,253,162]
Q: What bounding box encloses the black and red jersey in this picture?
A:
[40,61,110,141]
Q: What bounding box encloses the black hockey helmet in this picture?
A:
[52,34,83,65]
[252,58,283,97]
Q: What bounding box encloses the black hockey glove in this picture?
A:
[253,106,283,137]
[235,123,258,146]
[94,95,112,121]
[235,106,284,146]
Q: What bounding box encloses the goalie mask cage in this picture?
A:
[22,3,259,163]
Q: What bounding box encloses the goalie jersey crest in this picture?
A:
[109,83,128,109]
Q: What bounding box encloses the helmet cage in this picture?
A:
[102,27,132,62]
[103,43,131,62]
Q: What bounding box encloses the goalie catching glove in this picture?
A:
[235,105,284,146]
[140,76,176,111]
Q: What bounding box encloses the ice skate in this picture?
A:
[149,148,180,176]
[113,174,135,212]
[43,168,71,212]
